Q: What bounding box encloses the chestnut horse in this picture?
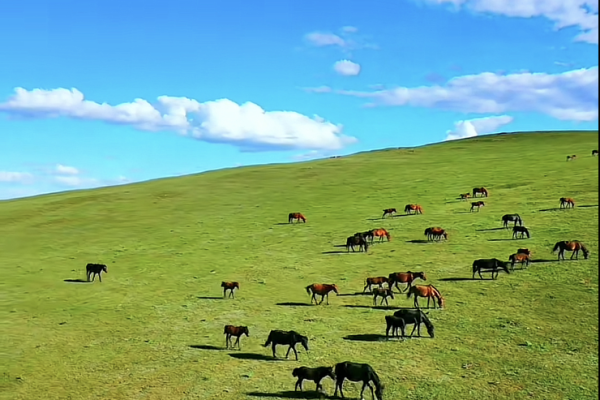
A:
[388,271,427,293]
[382,208,397,218]
[459,193,471,200]
[306,283,339,305]
[559,197,575,209]
[404,204,424,215]
[363,276,389,292]
[224,325,249,349]
[552,241,590,260]
[508,253,530,270]
[470,201,485,212]
[221,281,240,298]
[425,227,448,241]
[288,212,307,223]
[407,284,444,309]
[472,187,489,197]
[370,228,391,243]
[517,248,531,256]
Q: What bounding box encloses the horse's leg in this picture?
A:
[414,296,419,309]
[235,336,241,349]
[409,323,417,337]
[98,273,103,283]
[271,343,278,358]
[292,345,299,360]
[478,269,483,280]
[223,288,227,298]
[295,378,301,391]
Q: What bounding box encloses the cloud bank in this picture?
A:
[445,115,514,141]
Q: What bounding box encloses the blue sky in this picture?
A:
[1,0,598,200]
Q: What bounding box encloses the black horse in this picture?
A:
[292,366,335,393]
[392,309,435,338]
[334,361,384,400]
[502,214,523,228]
[472,259,510,280]
[86,263,108,282]
[384,315,406,340]
[346,235,369,252]
[512,226,530,239]
[263,330,309,361]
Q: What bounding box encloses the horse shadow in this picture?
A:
[579,204,598,208]
[189,345,223,351]
[229,353,284,362]
[197,296,224,300]
[438,277,478,282]
[343,334,388,342]
[321,250,352,255]
[63,279,88,283]
[276,302,313,307]
[343,305,415,311]
[455,211,472,214]
[274,223,291,226]
[539,208,562,212]
[530,259,559,263]
[475,227,505,232]
[338,292,371,297]
[488,238,524,242]
[246,391,323,399]
[333,244,347,248]
[406,240,430,244]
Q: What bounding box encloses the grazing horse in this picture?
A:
[382,208,397,218]
[508,253,530,270]
[370,228,391,243]
[388,271,427,293]
[472,187,489,197]
[459,193,471,200]
[221,281,240,298]
[334,362,384,400]
[384,315,406,340]
[560,197,575,209]
[86,263,108,282]
[363,276,389,292]
[263,330,309,360]
[512,226,531,239]
[372,287,394,306]
[472,259,510,280]
[355,231,373,242]
[292,366,335,393]
[425,227,448,241]
[288,212,307,223]
[306,283,339,305]
[553,241,590,260]
[393,309,435,338]
[224,325,249,349]
[470,201,485,212]
[404,204,424,215]
[502,214,523,228]
[593,150,598,156]
[346,235,369,252]
[407,285,444,309]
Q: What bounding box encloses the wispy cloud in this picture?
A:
[0,171,34,184]
[333,60,362,76]
[55,164,80,175]
[445,115,514,141]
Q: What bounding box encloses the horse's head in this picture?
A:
[501,262,511,274]
[300,335,310,351]
[582,247,590,259]
[422,316,435,338]
[375,382,384,399]
[324,366,335,380]
[443,232,448,239]
[332,284,340,295]
[234,282,240,289]
[417,272,427,280]
[102,265,108,273]
[438,296,445,308]
[220,281,226,287]
[242,326,249,336]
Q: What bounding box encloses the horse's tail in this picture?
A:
[429,284,441,297]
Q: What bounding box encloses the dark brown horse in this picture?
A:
[472,259,510,279]
[363,276,389,292]
[552,241,590,260]
[517,248,531,256]
[224,325,249,349]
[346,235,369,252]
[306,283,339,305]
[384,315,406,340]
[334,362,384,400]
[407,285,444,309]
[372,287,395,306]
[263,330,309,360]
[472,187,489,197]
[559,197,575,209]
[382,208,397,218]
[508,253,530,270]
[459,193,471,200]
[86,263,108,282]
[393,309,435,338]
[425,227,448,241]
[388,271,427,293]
[288,212,307,223]
[292,366,335,392]
[404,204,423,215]
[502,214,523,228]
[470,201,485,212]
[512,226,530,239]
[221,281,240,298]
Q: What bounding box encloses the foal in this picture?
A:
[292,366,335,393]
[221,281,240,298]
[363,276,389,292]
[223,325,249,349]
[372,287,394,306]
[382,208,397,218]
[86,263,108,282]
[559,197,575,209]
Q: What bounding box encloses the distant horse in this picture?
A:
[355,231,373,242]
[593,150,598,156]
[86,263,108,282]
[512,226,530,239]
[404,204,424,215]
[372,287,394,306]
[517,248,531,256]
[567,155,573,161]
[292,366,335,393]
[306,283,339,305]
[470,201,485,212]
[221,281,240,298]
[382,208,397,218]
[393,309,435,338]
[425,227,448,241]
[407,285,444,309]
[502,214,523,228]
[263,330,309,361]
[508,253,530,270]
[224,325,249,349]
[334,362,384,400]
[472,187,489,197]
[472,259,510,280]
[288,213,307,223]
[559,197,575,209]
[346,235,369,252]
[459,193,471,200]
[552,241,590,260]
[384,315,406,340]
[388,271,427,293]
[370,228,391,243]
[363,276,389,292]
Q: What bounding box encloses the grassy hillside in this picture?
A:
[1,131,598,400]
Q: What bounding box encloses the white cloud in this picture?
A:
[55,164,80,175]
[0,171,34,184]
[333,60,362,76]
[54,175,130,188]
[0,88,357,151]
[303,86,333,93]
[303,27,378,53]
[445,115,514,141]
[333,67,598,122]
[424,0,599,44]
[305,32,348,47]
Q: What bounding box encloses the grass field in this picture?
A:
[1,131,598,400]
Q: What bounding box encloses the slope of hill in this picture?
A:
[1,131,598,400]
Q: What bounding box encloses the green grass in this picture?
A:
[1,131,598,400]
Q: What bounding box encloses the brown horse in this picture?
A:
[388,271,427,293]
[404,204,424,215]
[593,150,598,156]
[552,241,590,260]
[221,281,240,298]
[508,253,530,270]
[459,193,471,200]
[306,283,339,305]
[372,287,395,306]
[407,284,444,309]
[363,276,389,292]
[425,227,448,241]
[370,228,391,243]
[382,208,397,218]
[224,325,249,349]
[470,201,485,212]
[472,187,489,197]
[517,248,531,256]
[288,212,307,223]
[559,197,575,209]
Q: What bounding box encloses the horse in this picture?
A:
[393,309,435,338]
[292,366,335,393]
[346,235,369,252]
[459,193,471,200]
[363,277,389,292]
[86,263,108,282]
[517,248,531,256]
[382,208,397,218]
[224,325,249,349]
[552,241,590,260]
[571,155,577,160]
[387,271,427,293]
[472,187,489,197]
[508,253,530,270]
[567,155,572,161]
[406,285,444,309]
[288,212,307,223]
[355,231,373,242]
[425,227,447,241]
[333,362,384,400]
[502,214,523,228]
[221,281,240,298]
[384,315,406,340]
[370,228,391,243]
[512,226,530,239]
[404,204,424,215]
[472,259,510,280]
[470,201,485,212]
[559,197,575,209]
[372,287,394,306]
[593,150,598,156]
[306,283,339,305]
[263,330,309,361]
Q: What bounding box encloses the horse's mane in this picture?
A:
[429,284,442,297]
